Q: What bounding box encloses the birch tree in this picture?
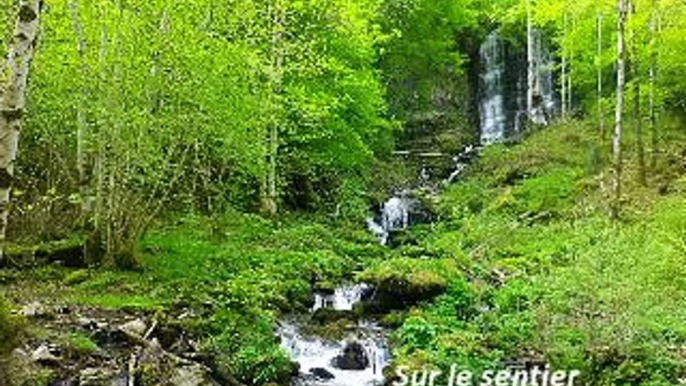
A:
[261,0,286,216]
[561,11,568,118]
[612,0,627,218]
[526,0,535,120]
[629,1,646,185]
[0,0,41,262]
[648,0,659,169]
[597,11,604,138]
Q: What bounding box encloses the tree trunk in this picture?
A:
[526,0,534,120]
[567,16,574,114]
[261,0,285,216]
[597,12,604,138]
[69,0,98,262]
[648,0,658,169]
[0,0,42,262]
[561,12,568,119]
[69,0,89,212]
[630,2,646,186]
[612,0,627,219]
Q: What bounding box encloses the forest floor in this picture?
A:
[2,118,686,386]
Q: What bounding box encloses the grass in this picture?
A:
[3,117,686,385]
[4,211,389,385]
[62,332,100,357]
[387,118,686,385]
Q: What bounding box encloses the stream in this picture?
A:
[278,27,558,385]
[279,284,390,386]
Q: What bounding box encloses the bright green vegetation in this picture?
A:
[62,332,100,357]
[1,0,686,385]
[384,120,686,385]
[6,213,387,384]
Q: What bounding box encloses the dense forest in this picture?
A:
[1,0,686,385]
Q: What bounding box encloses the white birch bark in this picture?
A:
[597,12,604,137]
[526,0,535,120]
[0,0,42,261]
[648,0,658,169]
[562,12,568,118]
[612,0,627,218]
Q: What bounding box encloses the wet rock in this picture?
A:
[78,316,103,331]
[332,341,369,370]
[20,301,48,318]
[314,281,336,295]
[31,344,61,366]
[138,338,166,364]
[170,364,218,386]
[79,368,126,386]
[311,308,353,325]
[289,361,300,377]
[310,367,335,380]
[119,318,147,337]
[92,327,131,349]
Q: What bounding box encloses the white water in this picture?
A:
[280,284,390,386]
[311,284,371,312]
[480,31,507,145]
[280,322,389,386]
[479,30,556,144]
[367,195,411,245]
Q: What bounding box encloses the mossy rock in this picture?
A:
[357,258,460,311]
[313,281,336,295]
[310,308,354,325]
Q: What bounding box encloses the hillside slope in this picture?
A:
[376,118,686,385]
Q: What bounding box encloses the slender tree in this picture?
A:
[612,0,628,218]
[527,0,535,120]
[561,11,568,118]
[261,0,285,216]
[567,15,574,114]
[69,0,99,262]
[0,0,42,262]
[597,11,604,138]
[629,1,646,185]
[648,0,659,169]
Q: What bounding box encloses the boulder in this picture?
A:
[31,344,61,366]
[119,318,147,337]
[79,368,127,386]
[311,308,353,325]
[170,364,218,386]
[332,341,369,370]
[310,367,335,380]
[20,301,48,318]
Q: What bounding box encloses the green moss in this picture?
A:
[63,332,99,357]
[358,258,461,302]
[63,269,90,286]
[0,298,24,356]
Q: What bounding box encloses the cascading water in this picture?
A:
[367,195,411,246]
[279,284,390,386]
[479,31,507,145]
[279,323,389,386]
[479,29,557,144]
[311,284,371,312]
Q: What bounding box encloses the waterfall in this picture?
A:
[311,284,371,312]
[479,31,507,144]
[479,29,557,144]
[367,195,412,245]
[279,283,390,386]
[279,322,390,386]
